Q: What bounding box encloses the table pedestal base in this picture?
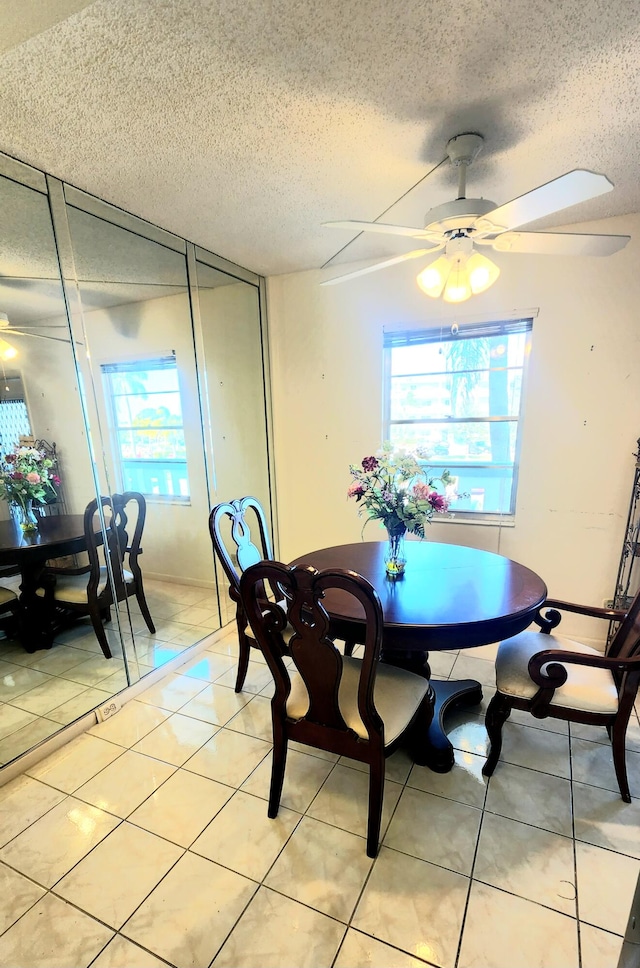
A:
[425,678,484,773]
[379,648,483,773]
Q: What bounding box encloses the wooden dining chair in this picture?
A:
[37,492,155,658]
[0,585,18,638]
[483,588,640,801]
[240,560,435,857]
[209,497,286,692]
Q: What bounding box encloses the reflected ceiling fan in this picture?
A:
[0,313,71,355]
[322,133,630,302]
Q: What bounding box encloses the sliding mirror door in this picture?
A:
[62,191,223,682]
[0,168,124,766]
[194,259,272,625]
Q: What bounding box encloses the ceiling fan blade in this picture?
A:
[476,170,615,234]
[320,248,440,286]
[323,220,442,242]
[490,231,630,256]
[4,329,72,343]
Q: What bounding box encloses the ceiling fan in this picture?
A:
[0,313,71,357]
[322,133,630,303]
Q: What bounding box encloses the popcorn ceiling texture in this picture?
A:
[0,0,638,275]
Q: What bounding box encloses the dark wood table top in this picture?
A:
[0,514,87,565]
[290,540,547,652]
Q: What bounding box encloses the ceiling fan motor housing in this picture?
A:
[424,197,497,235]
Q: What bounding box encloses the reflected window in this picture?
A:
[101,355,190,500]
[384,318,533,518]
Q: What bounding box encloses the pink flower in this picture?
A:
[4,454,15,464]
[26,472,40,484]
[12,472,23,480]
[52,475,61,487]
[428,492,449,512]
[347,482,365,498]
[361,456,379,472]
[412,482,431,500]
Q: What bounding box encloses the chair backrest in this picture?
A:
[83,491,147,599]
[209,497,274,600]
[112,491,147,583]
[240,560,385,743]
[607,585,640,662]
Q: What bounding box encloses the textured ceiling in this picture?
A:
[0,0,638,276]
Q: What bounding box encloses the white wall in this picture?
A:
[267,213,640,644]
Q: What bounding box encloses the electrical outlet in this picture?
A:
[96,698,121,723]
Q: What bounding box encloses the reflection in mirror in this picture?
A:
[63,200,223,680]
[196,261,272,626]
[0,172,125,768]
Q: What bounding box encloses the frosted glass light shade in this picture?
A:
[416,256,450,297]
[0,339,17,360]
[443,259,472,303]
[467,252,500,294]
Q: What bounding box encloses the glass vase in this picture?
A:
[385,527,406,579]
[13,498,39,534]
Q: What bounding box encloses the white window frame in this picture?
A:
[383,317,534,524]
[101,354,191,503]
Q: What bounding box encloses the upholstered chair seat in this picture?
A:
[495,631,618,713]
[36,566,134,606]
[483,592,640,803]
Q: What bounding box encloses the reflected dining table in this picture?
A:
[0,514,89,652]
[290,540,547,772]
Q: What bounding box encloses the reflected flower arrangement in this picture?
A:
[0,446,60,510]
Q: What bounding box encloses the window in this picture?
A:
[102,355,190,500]
[384,318,533,517]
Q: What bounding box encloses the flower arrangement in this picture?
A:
[348,442,456,539]
[0,446,60,523]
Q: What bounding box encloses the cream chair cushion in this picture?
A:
[35,566,133,605]
[496,630,619,713]
[286,656,430,744]
[0,586,16,606]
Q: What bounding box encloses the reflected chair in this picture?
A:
[483,589,640,801]
[240,560,435,857]
[209,496,286,692]
[0,585,18,638]
[37,492,155,658]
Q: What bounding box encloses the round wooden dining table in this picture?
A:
[290,540,547,772]
[0,514,88,651]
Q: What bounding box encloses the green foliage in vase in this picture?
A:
[348,442,458,538]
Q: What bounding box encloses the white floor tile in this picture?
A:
[122,851,256,968]
[384,786,482,875]
[212,886,345,968]
[75,749,175,817]
[91,935,169,968]
[474,812,576,915]
[26,733,124,794]
[579,924,624,968]
[132,713,217,767]
[192,788,300,881]
[129,769,234,848]
[0,775,66,847]
[185,727,271,787]
[352,846,468,968]
[307,764,402,841]
[0,860,46,933]
[0,796,119,887]
[88,700,170,747]
[265,815,373,920]
[485,761,573,836]
[573,780,640,857]
[458,881,579,968]
[407,749,488,808]
[178,682,251,727]
[334,929,427,968]
[0,893,113,968]
[54,821,183,928]
[575,840,640,934]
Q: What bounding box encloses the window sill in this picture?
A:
[441,513,516,528]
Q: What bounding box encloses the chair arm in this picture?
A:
[528,648,640,690]
[533,598,626,634]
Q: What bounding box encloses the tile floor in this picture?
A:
[0,578,229,767]
[0,631,638,967]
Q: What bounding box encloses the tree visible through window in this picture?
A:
[102,356,190,500]
[384,318,533,516]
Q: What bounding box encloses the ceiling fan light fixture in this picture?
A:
[467,252,500,294]
[0,338,17,361]
[440,250,471,303]
[416,255,450,297]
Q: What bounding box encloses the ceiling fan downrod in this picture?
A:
[445,132,484,200]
